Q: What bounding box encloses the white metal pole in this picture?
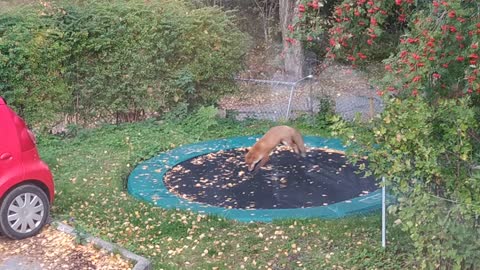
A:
[382,176,386,248]
[285,75,313,120]
[285,84,295,120]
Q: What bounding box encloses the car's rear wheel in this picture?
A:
[0,184,50,240]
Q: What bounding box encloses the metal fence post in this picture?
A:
[382,176,386,248]
[285,75,313,120]
[285,84,296,120]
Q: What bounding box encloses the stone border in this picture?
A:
[53,221,151,270]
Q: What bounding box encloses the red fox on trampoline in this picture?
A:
[245,125,306,172]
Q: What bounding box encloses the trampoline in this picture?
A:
[127,136,382,222]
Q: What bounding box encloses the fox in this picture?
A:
[245,125,307,172]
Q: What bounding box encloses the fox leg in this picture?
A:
[257,155,270,170]
[282,138,302,155]
[291,143,300,155]
[292,134,307,157]
[281,139,292,147]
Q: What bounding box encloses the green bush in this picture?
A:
[0,0,249,128]
[324,1,480,268]
[0,7,70,123]
[332,97,480,269]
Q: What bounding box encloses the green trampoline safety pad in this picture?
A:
[127,136,383,222]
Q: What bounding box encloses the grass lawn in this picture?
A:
[38,109,416,269]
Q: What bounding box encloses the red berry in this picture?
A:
[298,4,305,12]
[407,37,418,43]
[412,53,421,60]
[357,52,367,59]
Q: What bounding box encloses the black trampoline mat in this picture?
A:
[163,146,378,209]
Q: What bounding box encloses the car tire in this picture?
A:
[0,184,50,240]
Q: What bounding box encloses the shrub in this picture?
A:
[380,1,479,99]
[0,7,71,123]
[324,0,414,64]
[322,0,480,268]
[0,0,249,128]
[332,97,480,269]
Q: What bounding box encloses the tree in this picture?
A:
[253,0,279,45]
[280,0,304,78]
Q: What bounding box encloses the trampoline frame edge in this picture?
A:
[127,135,384,222]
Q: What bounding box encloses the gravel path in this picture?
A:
[0,226,132,270]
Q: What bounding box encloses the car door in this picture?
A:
[0,97,23,189]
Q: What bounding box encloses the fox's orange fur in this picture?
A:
[245,125,306,171]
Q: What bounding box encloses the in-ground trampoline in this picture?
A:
[127,136,382,222]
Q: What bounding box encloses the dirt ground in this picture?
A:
[0,225,132,270]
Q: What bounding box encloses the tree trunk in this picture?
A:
[279,0,304,80]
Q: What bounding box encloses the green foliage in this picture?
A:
[326,0,412,64]
[380,1,479,99]
[0,6,70,124]
[324,1,480,268]
[294,95,335,131]
[0,0,249,127]
[332,97,480,269]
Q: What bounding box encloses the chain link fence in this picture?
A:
[219,64,384,122]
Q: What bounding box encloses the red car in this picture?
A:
[0,97,54,239]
